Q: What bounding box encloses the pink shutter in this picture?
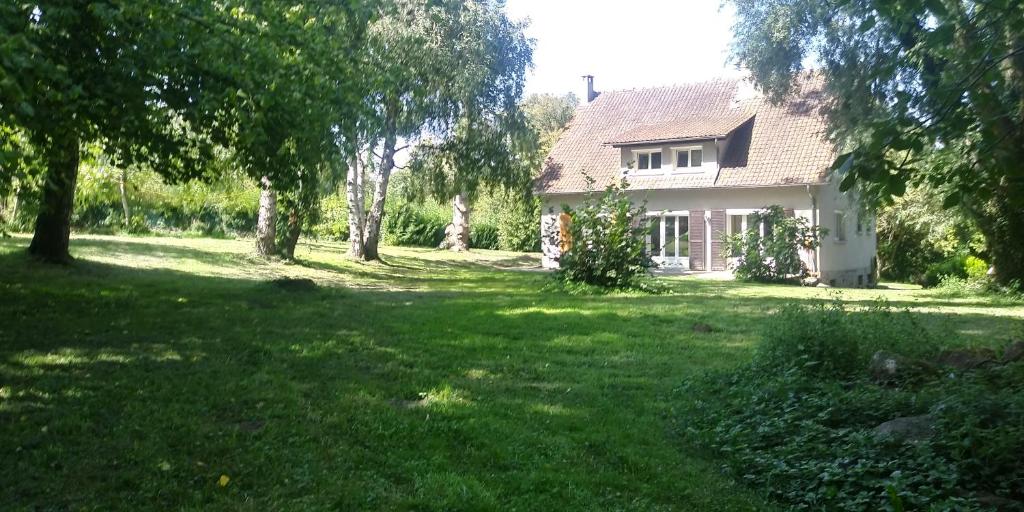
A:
[709,209,726,271]
[689,211,705,270]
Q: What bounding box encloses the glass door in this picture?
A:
[647,214,690,267]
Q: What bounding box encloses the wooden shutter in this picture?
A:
[709,209,726,271]
[689,211,705,270]
[558,212,573,253]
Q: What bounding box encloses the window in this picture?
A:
[856,213,863,235]
[727,214,745,257]
[835,211,847,242]
[646,214,689,262]
[673,147,703,170]
[636,150,662,172]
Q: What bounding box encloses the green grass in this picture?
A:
[1,234,1021,511]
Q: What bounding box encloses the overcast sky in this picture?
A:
[504,0,744,100]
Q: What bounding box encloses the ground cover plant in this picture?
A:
[1,235,1021,510]
[678,299,1024,511]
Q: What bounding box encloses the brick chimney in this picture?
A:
[582,75,599,103]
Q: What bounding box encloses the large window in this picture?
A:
[835,211,847,242]
[635,150,662,172]
[647,214,689,263]
[674,147,703,170]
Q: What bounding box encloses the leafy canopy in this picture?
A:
[729,0,1024,284]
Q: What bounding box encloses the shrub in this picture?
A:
[922,254,989,288]
[495,195,541,252]
[382,202,448,247]
[552,177,653,290]
[964,255,989,280]
[469,223,500,250]
[309,194,349,241]
[677,300,1024,511]
[723,205,827,283]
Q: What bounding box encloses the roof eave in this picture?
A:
[606,134,729,148]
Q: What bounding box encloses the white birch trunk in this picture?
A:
[445,192,471,251]
[255,176,277,257]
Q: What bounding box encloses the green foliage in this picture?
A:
[679,299,1024,510]
[729,0,1024,285]
[469,223,499,250]
[724,205,826,283]
[923,254,990,289]
[472,189,540,252]
[382,202,449,248]
[521,92,578,154]
[553,177,654,290]
[877,187,985,283]
[309,194,350,242]
[70,165,259,237]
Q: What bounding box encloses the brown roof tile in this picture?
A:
[534,75,835,194]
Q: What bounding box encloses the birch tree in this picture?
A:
[345,0,533,259]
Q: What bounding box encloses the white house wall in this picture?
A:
[618,139,718,176]
[813,178,877,286]
[540,183,877,287]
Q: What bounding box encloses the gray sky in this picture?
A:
[505,0,744,100]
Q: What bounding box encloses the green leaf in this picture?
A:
[942,192,961,209]
[858,16,876,33]
[830,152,853,172]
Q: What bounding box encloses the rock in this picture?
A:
[869,351,905,382]
[936,348,997,371]
[1004,340,1024,363]
[692,322,713,333]
[801,276,820,287]
[873,415,935,443]
[271,278,317,292]
[869,351,935,383]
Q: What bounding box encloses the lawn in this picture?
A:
[1,235,1021,511]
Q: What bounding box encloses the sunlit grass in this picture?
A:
[0,234,1021,510]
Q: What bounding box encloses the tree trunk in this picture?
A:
[29,135,80,263]
[362,119,398,261]
[255,176,277,257]
[976,185,1024,287]
[118,168,132,227]
[346,150,365,259]
[445,192,471,251]
[281,206,302,260]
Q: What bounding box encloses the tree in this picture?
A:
[346,0,533,259]
[521,92,578,154]
[729,0,1024,286]
[1,2,365,262]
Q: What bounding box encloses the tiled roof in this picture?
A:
[534,75,836,194]
[605,111,754,146]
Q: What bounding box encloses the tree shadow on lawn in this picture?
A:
[2,245,1020,510]
[1,253,777,510]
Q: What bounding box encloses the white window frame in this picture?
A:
[645,210,690,267]
[671,145,704,173]
[725,209,767,237]
[835,210,847,242]
[631,149,664,175]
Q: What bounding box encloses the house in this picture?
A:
[534,75,877,287]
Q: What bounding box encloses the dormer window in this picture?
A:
[635,150,662,172]
[674,147,703,170]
